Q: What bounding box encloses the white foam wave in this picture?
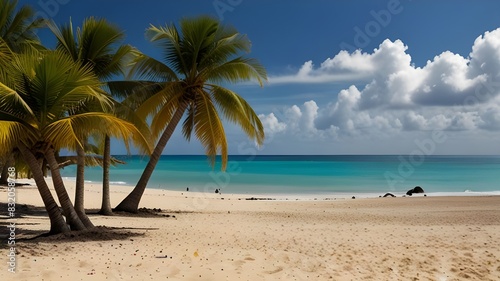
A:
[109,181,128,185]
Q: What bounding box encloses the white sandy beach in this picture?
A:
[1,179,500,280]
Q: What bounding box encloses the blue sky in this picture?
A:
[20,0,500,155]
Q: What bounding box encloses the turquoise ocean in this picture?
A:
[59,155,500,197]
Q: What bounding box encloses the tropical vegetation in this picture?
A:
[0,0,266,234]
[113,16,267,213]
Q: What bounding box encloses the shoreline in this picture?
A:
[17,177,500,201]
[1,178,500,280]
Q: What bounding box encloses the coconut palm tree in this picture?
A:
[0,0,45,53]
[0,0,45,181]
[0,49,146,233]
[49,17,151,217]
[114,16,267,213]
[99,100,152,215]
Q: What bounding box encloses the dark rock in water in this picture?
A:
[413,186,424,193]
[351,196,356,199]
[406,186,425,196]
[383,193,396,197]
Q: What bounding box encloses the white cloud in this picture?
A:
[469,28,500,79]
[262,28,500,142]
[258,113,286,135]
[478,107,500,131]
[268,39,412,85]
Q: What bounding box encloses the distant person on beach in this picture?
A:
[186,187,189,191]
[215,189,219,194]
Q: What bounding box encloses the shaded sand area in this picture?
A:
[1,180,500,280]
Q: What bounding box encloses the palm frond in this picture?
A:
[203,57,267,86]
[0,79,36,119]
[146,23,187,75]
[0,0,44,53]
[45,112,152,154]
[135,81,183,121]
[0,38,12,63]
[209,85,264,146]
[0,121,36,155]
[111,100,154,155]
[181,104,195,141]
[78,17,125,62]
[0,0,16,37]
[48,19,78,60]
[107,80,162,104]
[198,30,251,70]
[57,155,126,168]
[51,17,132,81]
[96,44,133,80]
[22,50,111,122]
[127,49,178,81]
[193,90,227,170]
[178,16,218,75]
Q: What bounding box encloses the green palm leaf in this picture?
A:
[193,90,227,169]
[45,112,151,152]
[209,84,264,145]
[203,57,266,86]
[116,16,267,212]
[127,49,178,81]
[0,0,45,53]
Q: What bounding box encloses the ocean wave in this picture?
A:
[110,181,128,185]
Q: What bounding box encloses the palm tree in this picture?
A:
[0,0,45,181]
[99,101,152,215]
[0,0,45,53]
[0,49,146,233]
[49,17,151,217]
[114,16,267,213]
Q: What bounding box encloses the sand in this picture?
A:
[1,179,500,280]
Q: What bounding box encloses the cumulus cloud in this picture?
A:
[258,113,286,135]
[262,28,500,140]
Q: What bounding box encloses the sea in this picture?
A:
[59,155,500,198]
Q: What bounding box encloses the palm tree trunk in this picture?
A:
[42,158,48,177]
[0,153,14,185]
[99,135,113,215]
[18,143,70,234]
[44,146,87,231]
[115,102,188,213]
[74,143,95,228]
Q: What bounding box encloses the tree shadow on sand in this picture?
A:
[0,202,169,246]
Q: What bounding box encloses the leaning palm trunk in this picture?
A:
[115,102,188,213]
[0,153,14,184]
[99,135,113,215]
[44,146,87,231]
[18,143,70,234]
[74,143,94,228]
[0,164,8,184]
